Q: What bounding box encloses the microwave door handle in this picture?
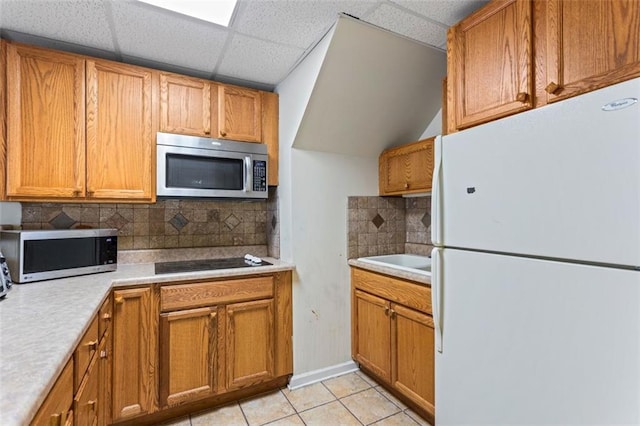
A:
[244,156,252,193]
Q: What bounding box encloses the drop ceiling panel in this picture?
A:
[366,3,448,48]
[0,0,115,51]
[389,0,489,26]
[217,33,304,86]
[233,0,373,49]
[110,1,228,72]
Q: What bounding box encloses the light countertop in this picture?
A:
[347,258,431,286]
[0,258,293,426]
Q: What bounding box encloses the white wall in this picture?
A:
[420,108,443,139]
[0,202,21,226]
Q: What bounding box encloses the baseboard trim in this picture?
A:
[288,360,359,390]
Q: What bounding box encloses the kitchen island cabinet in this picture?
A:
[351,266,434,424]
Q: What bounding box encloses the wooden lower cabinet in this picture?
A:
[112,287,157,422]
[159,307,218,407]
[351,267,435,423]
[74,342,101,426]
[31,359,74,426]
[391,304,435,415]
[226,299,275,390]
[352,290,391,382]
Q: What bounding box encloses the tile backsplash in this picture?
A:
[347,196,432,258]
[21,199,271,251]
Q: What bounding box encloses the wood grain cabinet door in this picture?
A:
[379,138,434,196]
[352,290,392,382]
[216,85,262,142]
[160,73,211,137]
[86,60,155,201]
[542,0,640,103]
[448,0,533,131]
[112,287,155,421]
[226,299,275,390]
[6,43,86,199]
[391,304,435,416]
[159,307,218,407]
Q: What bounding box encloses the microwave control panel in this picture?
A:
[253,160,267,192]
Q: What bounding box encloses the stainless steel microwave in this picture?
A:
[156,132,268,199]
[0,229,117,283]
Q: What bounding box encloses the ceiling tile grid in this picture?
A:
[0,0,116,51]
[0,0,489,88]
[363,3,448,48]
[109,1,229,72]
[216,32,305,85]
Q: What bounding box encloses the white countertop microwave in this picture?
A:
[156,132,268,199]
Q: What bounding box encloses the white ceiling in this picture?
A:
[0,0,487,91]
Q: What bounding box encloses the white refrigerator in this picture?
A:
[431,77,640,425]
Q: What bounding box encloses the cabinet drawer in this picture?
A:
[351,268,431,314]
[74,315,99,392]
[31,359,73,426]
[161,276,274,311]
[98,295,112,340]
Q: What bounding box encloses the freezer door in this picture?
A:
[436,249,640,425]
[439,78,640,267]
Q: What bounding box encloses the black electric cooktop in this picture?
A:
[154,257,272,275]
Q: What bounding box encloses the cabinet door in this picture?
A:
[31,359,73,426]
[160,73,211,137]
[159,307,218,407]
[379,138,434,195]
[98,330,112,426]
[216,85,262,142]
[391,304,435,416]
[112,287,155,421]
[6,43,85,199]
[86,60,154,201]
[448,0,532,131]
[352,290,391,381]
[74,344,100,426]
[226,299,275,390]
[543,0,640,103]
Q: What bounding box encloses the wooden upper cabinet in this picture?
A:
[1,40,7,200]
[216,85,262,142]
[379,137,434,196]
[159,307,218,407]
[86,60,155,201]
[542,0,640,103]
[261,91,279,186]
[448,0,533,131]
[6,43,86,198]
[160,73,211,137]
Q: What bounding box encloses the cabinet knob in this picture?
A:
[384,306,390,316]
[390,310,396,319]
[516,92,528,103]
[102,313,111,321]
[72,189,82,196]
[204,130,211,135]
[545,82,562,95]
[100,349,108,359]
[87,400,97,411]
[220,130,227,137]
[404,182,409,189]
[115,296,124,305]
[85,340,98,351]
[49,413,62,426]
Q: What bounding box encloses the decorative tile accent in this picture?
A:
[20,198,271,252]
[49,212,76,229]
[347,196,432,259]
[169,213,189,231]
[224,213,241,230]
[372,213,385,229]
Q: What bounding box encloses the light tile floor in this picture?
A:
[160,371,432,426]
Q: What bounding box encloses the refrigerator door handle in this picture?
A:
[431,247,443,353]
[431,135,443,246]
